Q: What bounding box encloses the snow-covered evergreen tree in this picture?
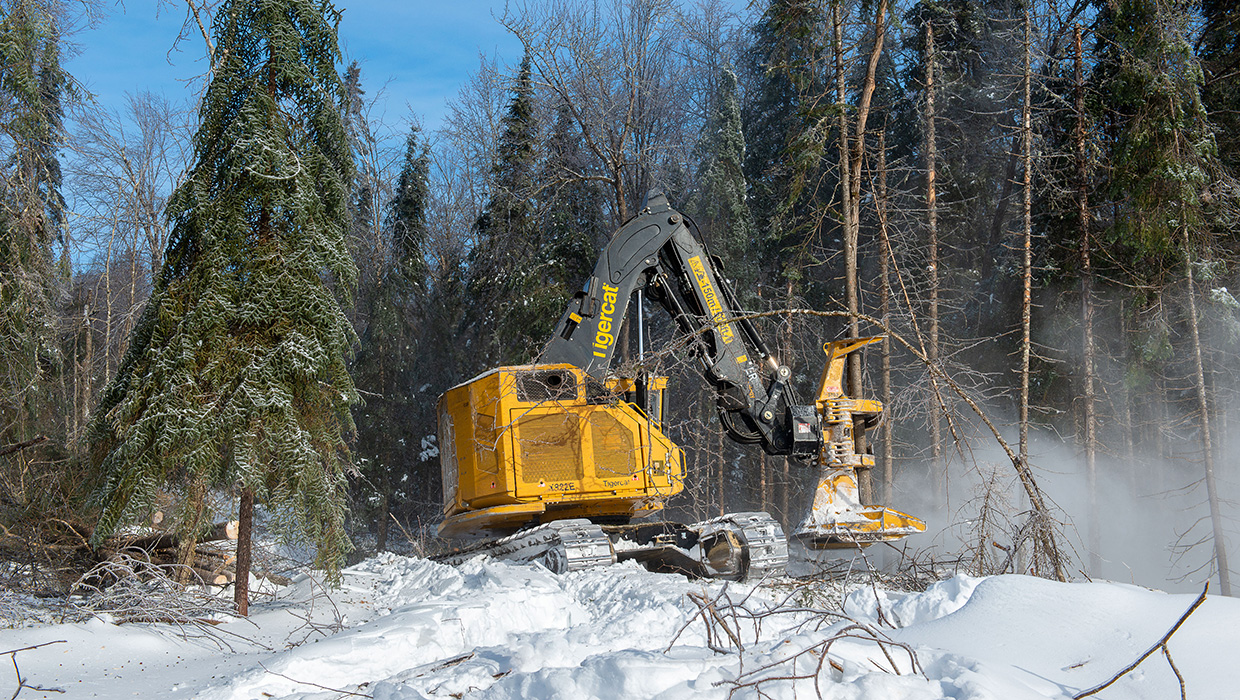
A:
[352,124,429,550]
[541,103,603,301]
[88,0,358,585]
[471,54,543,363]
[0,0,70,460]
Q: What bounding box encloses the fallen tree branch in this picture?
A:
[4,640,65,699]
[258,662,373,698]
[0,437,47,459]
[1074,583,1209,699]
[688,590,743,654]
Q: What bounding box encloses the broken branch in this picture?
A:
[1074,583,1208,699]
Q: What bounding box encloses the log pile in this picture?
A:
[96,518,240,586]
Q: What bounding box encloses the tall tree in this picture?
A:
[1092,0,1231,594]
[1074,23,1101,576]
[0,0,72,522]
[741,0,826,299]
[353,123,429,551]
[540,102,604,304]
[471,54,544,364]
[1199,0,1240,175]
[837,0,889,503]
[503,0,689,225]
[88,0,358,613]
[341,60,391,328]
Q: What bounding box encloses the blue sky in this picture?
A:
[64,1,525,132]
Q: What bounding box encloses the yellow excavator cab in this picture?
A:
[437,364,684,540]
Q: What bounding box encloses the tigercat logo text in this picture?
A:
[687,256,735,344]
[592,283,621,358]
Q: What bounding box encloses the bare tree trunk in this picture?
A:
[1019,3,1033,491]
[1183,229,1232,596]
[782,280,793,524]
[877,130,894,506]
[1075,24,1101,575]
[103,230,115,386]
[376,492,389,552]
[175,477,207,585]
[81,300,93,447]
[833,5,865,503]
[837,0,889,505]
[235,487,254,615]
[925,23,943,505]
[1119,299,1138,495]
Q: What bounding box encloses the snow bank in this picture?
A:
[843,574,985,627]
[2,555,1236,700]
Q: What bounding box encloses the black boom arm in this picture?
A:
[542,192,820,457]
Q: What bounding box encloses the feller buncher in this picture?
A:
[435,192,924,581]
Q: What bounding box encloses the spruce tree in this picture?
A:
[1092,0,1231,594]
[1198,0,1240,176]
[341,60,385,323]
[0,0,70,493]
[390,125,431,285]
[471,55,542,363]
[1091,0,1214,272]
[352,124,429,550]
[540,103,602,315]
[88,0,358,606]
[741,0,826,294]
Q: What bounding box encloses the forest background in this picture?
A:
[2,0,1238,600]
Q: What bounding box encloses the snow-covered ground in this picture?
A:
[1,554,1236,699]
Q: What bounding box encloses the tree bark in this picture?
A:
[234,487,254,616]
[1019,2,1033,494]
[376,492,390,552]
[877,129,894,506]
[175,477,208,585]
[925,22,943,505]
[0,436,47,458]
[1183,228,1232,596]
[1074,24,1101,576]
[837,0,888,505]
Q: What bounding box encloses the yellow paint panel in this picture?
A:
[439,364,684,537]
[687,255,735,344]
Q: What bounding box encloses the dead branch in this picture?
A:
[0,437,47,459]
[1073,583,1208,699]
[70,554,252,651]
[688,590,743,654]
[257,662,373,698]
[664,579,921,699]
[4,640,65,699]
[715,622,921,700]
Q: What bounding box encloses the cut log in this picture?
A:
[189,567,233,586]
[105,520,240,554]
[215,520,239,541]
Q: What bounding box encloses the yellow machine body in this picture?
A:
[437,364,684,540]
